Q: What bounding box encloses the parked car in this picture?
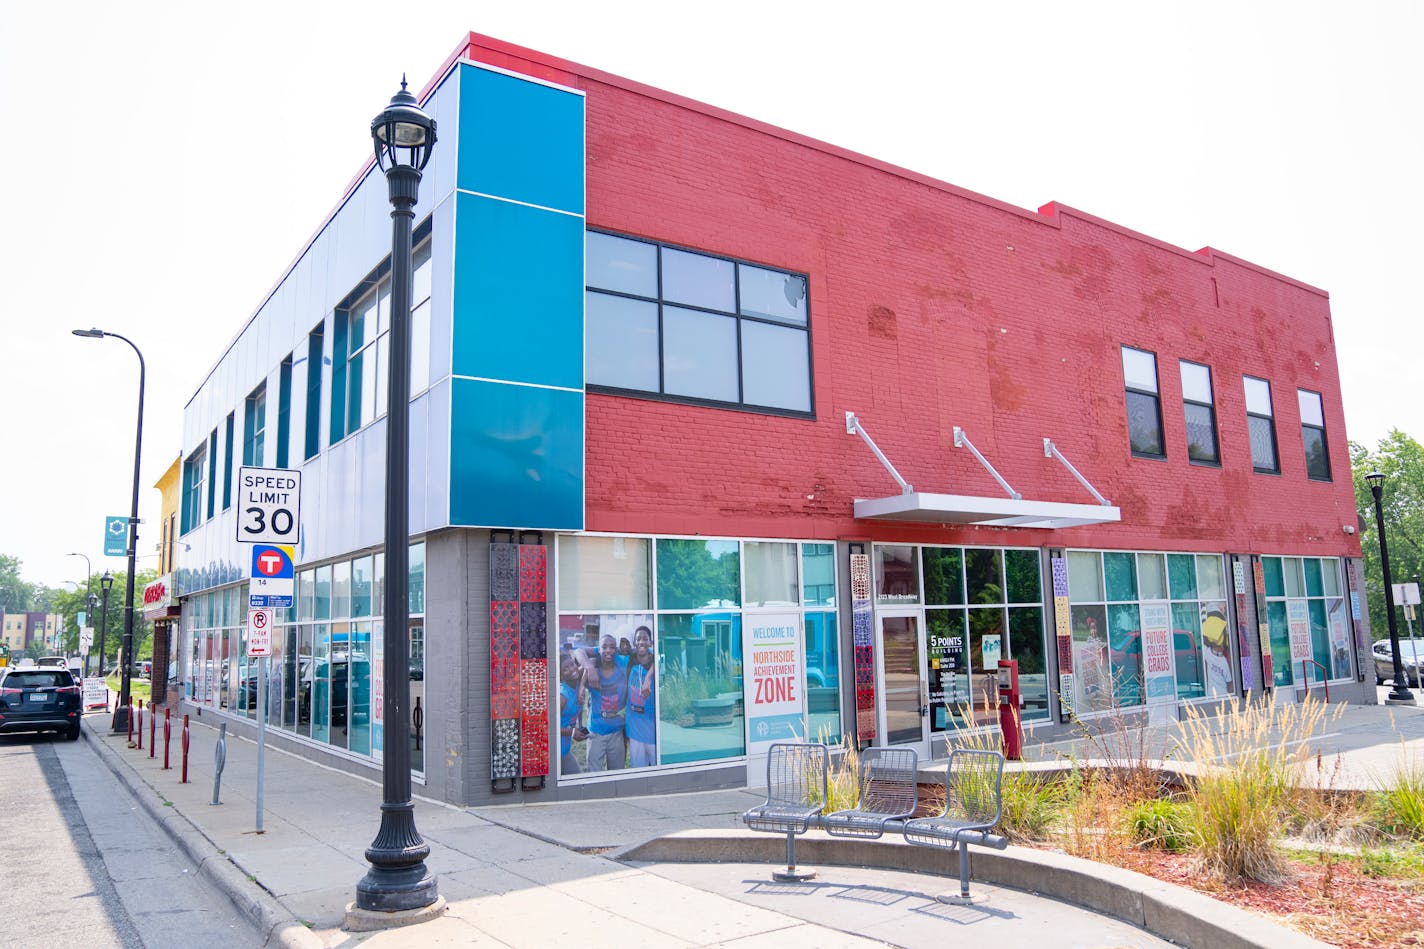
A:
[1373,639,1424,686]
[0,666,82,740]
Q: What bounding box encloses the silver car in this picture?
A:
[1373,639,1424,686]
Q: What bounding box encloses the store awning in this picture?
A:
[846,413,1122,530]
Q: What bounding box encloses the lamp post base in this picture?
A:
[1387,688,1418,706]
[354,862,439,913]
[111,705,131,734]
[345,895,446,932]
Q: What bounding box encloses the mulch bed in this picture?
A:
[1122,850,1424,948]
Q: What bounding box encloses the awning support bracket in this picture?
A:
[1044,438,1112,506]
[845,412,913,495]
[953,427,1021,500]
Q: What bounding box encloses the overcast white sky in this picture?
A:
[2,1,1419,591]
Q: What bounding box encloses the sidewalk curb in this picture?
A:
[82,718,324,949]
[620,830,1331,949]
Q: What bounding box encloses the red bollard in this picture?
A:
[136,699,143,750]
[127,697,134,744]
[149,703,156,758]
[163,708,171,770]
[181,714,190,784]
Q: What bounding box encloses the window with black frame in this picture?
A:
[584,231,812,415]
[1297,389,1331,481]
[1179,360,1219,465]
[1121,346,1165,458]
[1244,376,1279,474]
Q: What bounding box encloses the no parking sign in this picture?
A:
[247,608,273,657]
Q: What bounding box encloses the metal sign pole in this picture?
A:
[257,654,267,833]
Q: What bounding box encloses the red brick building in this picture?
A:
[176,34,1367,805]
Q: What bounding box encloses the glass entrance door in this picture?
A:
[877,609,929,755]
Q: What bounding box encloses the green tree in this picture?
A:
[0,554,35,613]
[1351,431,1424,639]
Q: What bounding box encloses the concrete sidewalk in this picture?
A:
[82,698,1401,948]
[82,711,1179,948]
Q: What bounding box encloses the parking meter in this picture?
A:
[997,659,1022,761]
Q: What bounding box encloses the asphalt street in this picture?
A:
[0,720,261,948]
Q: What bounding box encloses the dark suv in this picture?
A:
[0,667,82,740]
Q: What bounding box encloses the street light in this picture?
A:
[98,571,114,678]
[72,327,145,731]
[352,78,439,918]
[67,552,92,672]
[1367,470,1415,705]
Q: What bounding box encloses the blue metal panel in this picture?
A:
[451,193,584,388]
[448,379,583,530]
[457,65,584,215]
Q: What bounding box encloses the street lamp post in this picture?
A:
[1367,470,1416,706]
[67,552,92,672]
[98,571,114,679]
[72,328,145,732]
[352,78,440,918]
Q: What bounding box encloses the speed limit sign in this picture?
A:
[236,467,301,545]
[247,608,273,657]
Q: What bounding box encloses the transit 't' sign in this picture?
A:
[236,467,302,545]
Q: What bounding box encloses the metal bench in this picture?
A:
[823,746,919,839]
[903,747,1009,903]
[741,741,829,881]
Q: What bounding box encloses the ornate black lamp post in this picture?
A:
[98,571,114,678]
[1367,470,1416,706]
[72,328,145,732]
[353,78,440,917]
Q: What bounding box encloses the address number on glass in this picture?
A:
[236,467,302,545]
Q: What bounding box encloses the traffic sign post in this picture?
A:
[236,467,301,545]
[237,465,299,837]
[246,607,273,835]
[103,516,128,557]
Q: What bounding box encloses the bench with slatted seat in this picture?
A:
[903,747,1009,903]
[822,746,919,839]
[740,741,829,881]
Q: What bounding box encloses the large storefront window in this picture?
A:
[184,541,426,773]
[556,535,841,779]
[877,545,1047,734]
[1066,550,1233,714]
[1262,555,1351,687]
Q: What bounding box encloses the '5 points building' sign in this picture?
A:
[236,467,302,545]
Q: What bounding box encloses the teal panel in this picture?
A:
[449,378,583,530]
[452,193,584,388]
[458,64,584,215]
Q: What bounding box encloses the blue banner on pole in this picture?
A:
[103,516,128,557]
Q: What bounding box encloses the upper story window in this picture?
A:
[206,429,219,519]
[244,384,265,466]
[276,356,292,469]
[222,412,235,510]
[1179,360,1219,466]
[1298,389,1331,481]
[304,325,323,461]
[1121,346,1164,458]
[1244,376,1279,474]
[181,444,207,534]
[585,230,812,415]
[329,237,433,445]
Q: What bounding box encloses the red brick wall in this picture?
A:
[466,35,1360,561]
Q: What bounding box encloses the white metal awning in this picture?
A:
[845,413,1122,530]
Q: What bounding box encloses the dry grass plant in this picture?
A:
[939,699,1066,842]
[1372,742,1424,842]
[805,726,861,813]
[1176,695,1336,884]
